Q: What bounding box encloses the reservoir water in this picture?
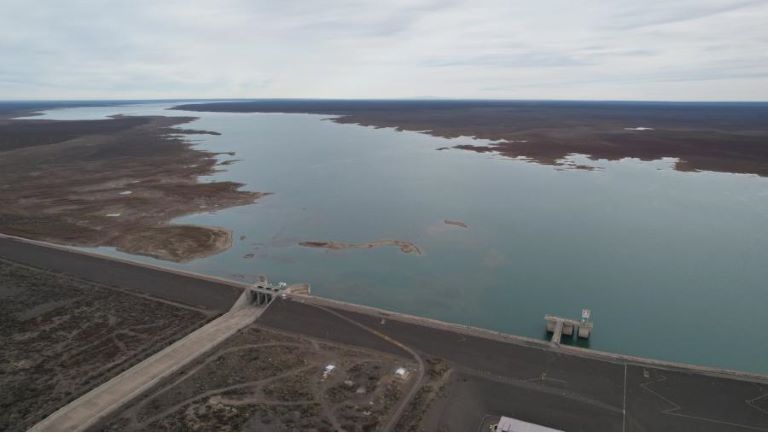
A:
[28,103,768,374]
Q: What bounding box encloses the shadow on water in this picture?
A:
[542,330,592,349]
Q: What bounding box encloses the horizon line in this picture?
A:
[3,97,768,104]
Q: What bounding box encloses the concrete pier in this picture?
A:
[263,297,768,431]
[3,230,767,431]
[562,322,574,336]
[578,322,593,338]
[550,320,564,344]
[546,309,593,344]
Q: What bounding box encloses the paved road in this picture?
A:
[5,234,768,431]
[30,296,264,432]
[259,297,768,431]
[0,235,241,312]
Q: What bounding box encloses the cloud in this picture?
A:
[606,0,766,30]
[426,51,593,68]
[0,0,766,100]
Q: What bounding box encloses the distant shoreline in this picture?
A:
[172,99,768,177]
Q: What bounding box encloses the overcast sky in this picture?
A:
[2,0,767,101]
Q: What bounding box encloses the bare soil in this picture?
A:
[258,298,768,431]
[96,325,416,431]
[0,113,265,262]
[394,357,453,431]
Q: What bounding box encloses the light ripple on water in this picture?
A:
[39,103,768,374]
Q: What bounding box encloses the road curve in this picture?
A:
[311,305,426,432]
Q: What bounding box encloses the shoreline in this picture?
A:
[2,230,766,382]
[0,111,264,262]
[172,100,768,177]
[294,293,768,384]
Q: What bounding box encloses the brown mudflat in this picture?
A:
[444,219,468,229]
[0,112,264,262]
[174,100,768,177]
[299,240,423,255]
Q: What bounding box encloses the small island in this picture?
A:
[299,240,423,255]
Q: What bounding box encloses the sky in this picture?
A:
[1,0,767,101]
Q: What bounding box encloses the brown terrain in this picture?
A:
[96,324,417,431]
[0,258,209,431]
[0,108,264,262]
[174,100,768,176]
[299,240,423,255]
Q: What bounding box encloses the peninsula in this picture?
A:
[0,103,264,262]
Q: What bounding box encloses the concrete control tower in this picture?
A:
[545,308,593,344]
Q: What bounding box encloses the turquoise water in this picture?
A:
[29,104,768,374]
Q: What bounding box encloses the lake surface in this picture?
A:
[28,103,768,374]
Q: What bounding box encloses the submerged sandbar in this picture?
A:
[299,240,423,255]
[444,219,469,228]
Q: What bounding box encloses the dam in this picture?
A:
[3,234,768,431]
[19,102,768,375]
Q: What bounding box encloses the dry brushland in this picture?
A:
[96,325,418,432]
[0,258,209,431]
[0,108,265,262]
